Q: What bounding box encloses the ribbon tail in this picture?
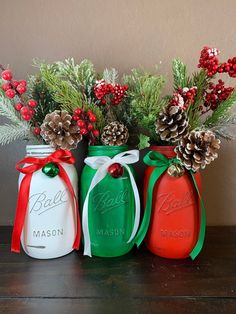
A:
[11,174,32,253]
[134,166,167,247]
[189,171,206,260]
[58,165,81,251]
[82,168,107,257]
[124,165,140,243]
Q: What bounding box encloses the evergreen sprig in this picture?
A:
[0,94,37,145]
[204,89,236,127]
[103,68,118,84]
[123,68,166,144]
[27,75,60,125]
[172,59,187,89]
[187,70,209,130]
[39,60,105,133]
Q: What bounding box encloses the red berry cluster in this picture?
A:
[203,80,234,111]
[94,79,128,106]
[170,87,197,110]
[217,57,236,78]
[72,107,99,141]
[1,68,39,127]
[198,47,220,77]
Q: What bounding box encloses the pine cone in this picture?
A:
[101,121,129,146]
[175,130,221,171]
[156,105,189,142]
[41,110,82,150]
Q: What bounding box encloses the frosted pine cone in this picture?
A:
[101,121,129,146]
[155,105,189,142]
[41,110,82,150]
[175,130,221,172]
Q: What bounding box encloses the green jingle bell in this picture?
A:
[42,162,60,178]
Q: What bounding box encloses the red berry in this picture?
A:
[15,103,23,111]
[87,123,94,131]
[80,128,88,135]
[93,129,99,137]
[1,70,13,81]
[77,120,86,128]
[11,80,20,88]
[22,114,31,121]
[89,114,97,122]
[5,89,16,98]
[27,99,37,108]
[72,115,79,121]
[74,108,83,116]
[18,80,27,86]
[2,83,11,91]
[20,107,30,115]
[16,84,27,94]
[34,127,41,135]
[28,108,35,116]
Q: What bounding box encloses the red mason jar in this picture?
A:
[143,146,202,259]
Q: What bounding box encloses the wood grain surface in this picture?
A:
[0,226,235,313]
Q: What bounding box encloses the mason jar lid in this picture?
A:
[26,145,55,157]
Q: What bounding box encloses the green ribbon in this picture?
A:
[134,150,206,260]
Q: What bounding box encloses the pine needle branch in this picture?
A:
[40,65,84,112]
[0,123,36,145]
[103,68,118,84]
[172,59,187,89]
[205,89,236,127]
[187,70,209,130]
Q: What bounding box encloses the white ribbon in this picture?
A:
[82,149,140,257]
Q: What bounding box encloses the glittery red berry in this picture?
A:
[1,70,13,81]
[20,106,30,116]
[77,120,86,128]
[1,83,11,91]
[18,80,27,86]
[22,114,31,121]
[89,114,97,122]
[27,99,37,108]
[34,127,41,135]
[11,80,20,88]
[5,89,16,98]
[87,123,94,131]
[80,128,88,135]
[92,129,99,137]
[16,83,27,94]
[15,103,23,111]
[198,47,220,77]
[74,108,83,116]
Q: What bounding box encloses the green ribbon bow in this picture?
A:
[134,150,206,260]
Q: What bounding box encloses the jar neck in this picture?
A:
[26,145,55,158]
[88,145,128,157]
[150,145,176,158]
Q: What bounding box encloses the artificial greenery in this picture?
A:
[38,59,105,133]
[0,90,37,145]
[27,74,60,125]
[122,68,166,147]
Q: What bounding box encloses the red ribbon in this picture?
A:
[11,149,81,253]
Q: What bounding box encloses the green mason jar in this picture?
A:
[80,145,137,257]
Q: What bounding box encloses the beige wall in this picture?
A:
[0,0,236,225]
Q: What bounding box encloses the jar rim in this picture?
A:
[26,144,55,157]
[88,145,128,151]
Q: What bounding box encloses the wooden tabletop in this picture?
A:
[0,226,235,314]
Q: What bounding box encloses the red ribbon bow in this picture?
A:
[11,149,81,253]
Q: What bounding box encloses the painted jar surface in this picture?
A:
[19,145,78,259]
[80,145,136,257]
[143,146,201,259]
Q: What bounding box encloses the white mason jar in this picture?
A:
[19,145,78,259]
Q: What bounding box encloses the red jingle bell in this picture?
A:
[107,163,124,178]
